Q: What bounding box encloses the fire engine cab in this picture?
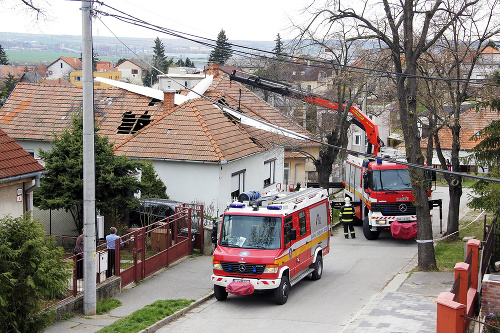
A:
[212,187,330,305]
[344,153,440,240]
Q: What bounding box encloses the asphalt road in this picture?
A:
[157,229,418,332]
[156,185,471,333]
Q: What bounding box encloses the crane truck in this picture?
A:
[229,70,441,240]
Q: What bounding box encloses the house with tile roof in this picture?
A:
[46,57,82,80]
[467,46,500,80]
[96,61,116,73]
[421,106,499,173]
[0,64,24,82]
[115,58,152,86]
[0,63,313,218]
[0,129,46,219]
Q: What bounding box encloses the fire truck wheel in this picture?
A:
[363,216,380,240]
[274,275,290,305]
[311,255,323,280]
[214,284,228,301]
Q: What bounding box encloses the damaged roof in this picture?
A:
[0,69,312,163]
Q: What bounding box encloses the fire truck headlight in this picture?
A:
[377,220,386,225]
[263,265,278,274]
[213,261,222,270]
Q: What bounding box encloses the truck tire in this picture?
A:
[363,216,380,240]
[214,284,228,301]
[274,275,290,305]
[311,255,323,280]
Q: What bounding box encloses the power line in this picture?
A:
[92,1,500,88]
[92,2,500,184]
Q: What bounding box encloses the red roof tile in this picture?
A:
[0,69,315,164]
[421,107,500,150]
[0,128,45,180]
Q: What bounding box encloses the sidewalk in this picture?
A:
[341,255,454,332]
[44,255,214,333]
[45,206,476,332]
[45,251,453,333]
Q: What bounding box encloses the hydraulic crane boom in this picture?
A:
[229,70,382,155]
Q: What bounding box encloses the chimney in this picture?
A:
[163,90,176,112]
[208,62,220,77]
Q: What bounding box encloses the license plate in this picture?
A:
[398,217,410,221]
[232,279,250,283]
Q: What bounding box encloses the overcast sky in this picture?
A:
[0,0,315,41]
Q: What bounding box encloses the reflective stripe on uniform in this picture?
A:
[340,206,355,222]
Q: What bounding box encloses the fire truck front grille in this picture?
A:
[221,262,265,275]
[371,203,416,216]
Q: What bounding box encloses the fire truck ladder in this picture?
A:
[271,188,325,205]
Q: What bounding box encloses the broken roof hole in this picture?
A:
[117,111,151,134]
[218,97,229,107]
[148,98,161,106]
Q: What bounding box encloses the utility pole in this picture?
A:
[82,0,96,315]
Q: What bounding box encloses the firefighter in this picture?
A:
[340,197,355,239]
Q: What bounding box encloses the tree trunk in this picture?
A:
[397,74,437,271]
[446,119,462,236]
[446,182,462,239]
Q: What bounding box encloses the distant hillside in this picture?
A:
[0,32,275,66]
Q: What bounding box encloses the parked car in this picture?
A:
[128,198,182,228]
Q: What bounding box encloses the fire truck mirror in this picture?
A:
[211,221,218,244]
[363,171,370,190]
[290,229,297,241]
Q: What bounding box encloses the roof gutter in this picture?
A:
[0,170,47,188]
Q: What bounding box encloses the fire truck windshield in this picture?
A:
[372,169,412,191]
[220,215,281,249]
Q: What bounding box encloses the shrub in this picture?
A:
[0,214,71,332]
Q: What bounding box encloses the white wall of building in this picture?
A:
[158,74,205,92]
[116,61,145,85]
[47,59,79,80]
[152,146,285,217]
[0,181,27,219]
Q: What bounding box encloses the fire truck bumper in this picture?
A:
[211,274,281,290]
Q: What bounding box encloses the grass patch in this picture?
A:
[97,299,194,333]
[96,298,122,315]
[434,209,489,271]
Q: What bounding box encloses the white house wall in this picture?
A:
[151,146,285,217]
[15,140,51,161]
[0,181,27,219]
[47,60,76,80]
[116,62,145,85]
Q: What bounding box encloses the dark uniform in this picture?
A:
[340,201,356,239]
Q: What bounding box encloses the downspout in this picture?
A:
[24,171,45,212]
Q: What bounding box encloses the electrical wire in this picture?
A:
[93,3,500,183]
[90,1,500,88]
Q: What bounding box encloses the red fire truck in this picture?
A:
[212,187,330,304]
[344,154,436,240]
[229,71,441,240]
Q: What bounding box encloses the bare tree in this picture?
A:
[418,3,500,239]
[299,0,481,270]
[1,0,47,19]
[290,20,377,190]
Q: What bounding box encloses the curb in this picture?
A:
[138,292,215,333]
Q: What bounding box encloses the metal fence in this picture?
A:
[41,204,203,312]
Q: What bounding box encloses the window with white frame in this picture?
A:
[263,159,276,187]
[231,170,246,200]
[354,133,361,145]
